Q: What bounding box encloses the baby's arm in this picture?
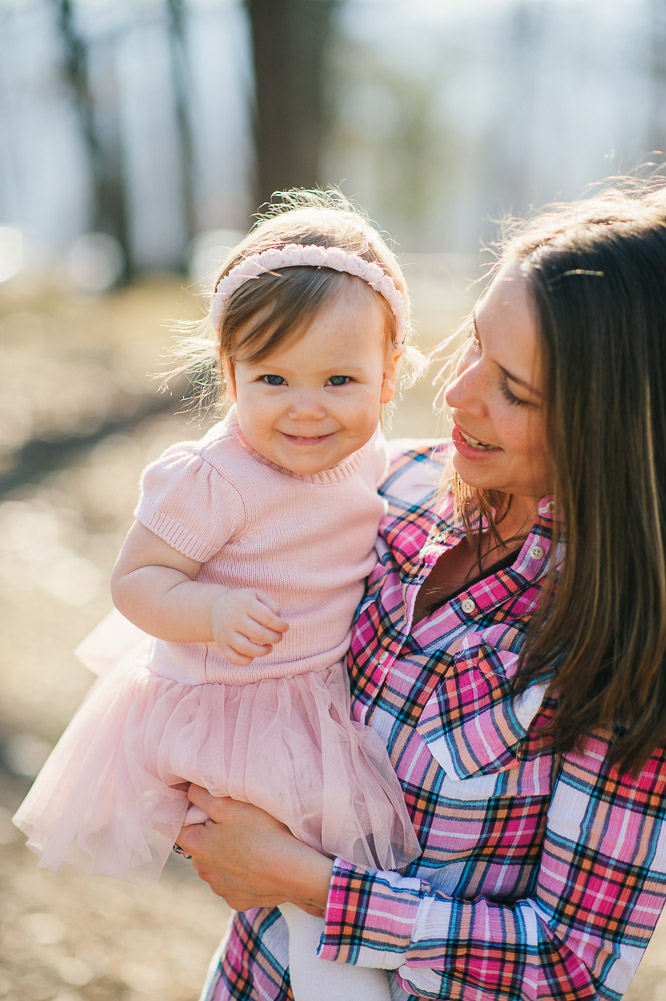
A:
[111,521,288,665]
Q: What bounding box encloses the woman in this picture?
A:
[177,179,666,1001]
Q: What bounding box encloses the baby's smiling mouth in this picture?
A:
[281,431,334,443]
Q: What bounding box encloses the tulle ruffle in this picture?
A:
[13,652,419,884]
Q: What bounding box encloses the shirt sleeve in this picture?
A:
[134,441,246,563]
[318,742,666,1001]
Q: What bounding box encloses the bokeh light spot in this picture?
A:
[0,226,23,283]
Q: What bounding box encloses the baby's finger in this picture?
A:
[224,633,273,663]
[246,620,287,646]
[223,649,254,666]
[252,584,286,616]
[251,595,289,633]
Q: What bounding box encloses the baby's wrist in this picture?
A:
[208,586,231,629]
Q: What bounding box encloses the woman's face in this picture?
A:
[444,265,551,520]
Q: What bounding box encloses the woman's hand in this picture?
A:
[176,786,334,916]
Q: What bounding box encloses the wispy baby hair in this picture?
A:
[168,187,425,416]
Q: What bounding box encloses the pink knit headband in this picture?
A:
[209,243,407,349]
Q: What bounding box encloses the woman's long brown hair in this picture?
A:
[468,182,666,774]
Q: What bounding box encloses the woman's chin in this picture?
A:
[451,451,499,490]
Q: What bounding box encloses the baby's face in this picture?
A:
[225,285,399,476]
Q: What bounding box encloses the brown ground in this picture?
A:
[2,272,665,1000]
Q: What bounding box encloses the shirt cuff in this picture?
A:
[318,859,423,968]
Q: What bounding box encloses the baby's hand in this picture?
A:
[210,589,288,665]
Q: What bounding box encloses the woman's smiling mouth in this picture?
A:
[452,424,500,456]
[461,430,495,449]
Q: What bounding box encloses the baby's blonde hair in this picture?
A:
[169,188,425,417]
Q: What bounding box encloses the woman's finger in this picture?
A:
[186,784,224,817]
[178,789,334,912]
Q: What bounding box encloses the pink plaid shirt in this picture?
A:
[201,441,666,1001]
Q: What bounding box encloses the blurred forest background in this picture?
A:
[3,1,666,1000]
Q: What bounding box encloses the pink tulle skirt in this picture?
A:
[13,643,419,884]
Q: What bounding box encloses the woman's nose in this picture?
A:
[443,359,485,413]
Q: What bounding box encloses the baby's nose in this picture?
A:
[288,392,326,419]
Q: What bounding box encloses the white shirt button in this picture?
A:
[530,545,545,560]
[545,500,555,513]
[461,598,476,614]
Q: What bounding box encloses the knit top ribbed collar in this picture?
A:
[226,407,381,485]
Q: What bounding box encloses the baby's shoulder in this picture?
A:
[192,419,241,466]
[136,421,249,555]
[139,419,250,507]
[152,418,242,476]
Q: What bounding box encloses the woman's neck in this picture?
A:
[492,495,539,548]
[411,493,541,625]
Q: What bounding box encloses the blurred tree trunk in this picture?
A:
[55,0,132,280]
[166,0,196,269]
[647,0,666,155]
[245,0,340,208]
[475,0,545,243]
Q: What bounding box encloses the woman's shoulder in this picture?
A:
[375,439,455,553]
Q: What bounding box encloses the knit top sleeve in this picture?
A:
[134,440,246,564]
[368,427,389,487]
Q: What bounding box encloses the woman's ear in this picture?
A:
[380,350,402,404]
[221,356,237,402]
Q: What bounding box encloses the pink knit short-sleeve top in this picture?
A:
[135,410,388,686]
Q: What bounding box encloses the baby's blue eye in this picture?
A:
[261,374,286,385]
[328,375,351,386]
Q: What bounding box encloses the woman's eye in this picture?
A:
[327,375,351,386]
[261,374,286,386]
[500,378,530,408]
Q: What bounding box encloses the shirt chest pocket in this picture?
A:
[415,638,553,796]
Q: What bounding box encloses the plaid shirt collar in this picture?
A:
[348,442,557,725]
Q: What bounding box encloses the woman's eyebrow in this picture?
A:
[472,315,542,398]
[501,366,543,397]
